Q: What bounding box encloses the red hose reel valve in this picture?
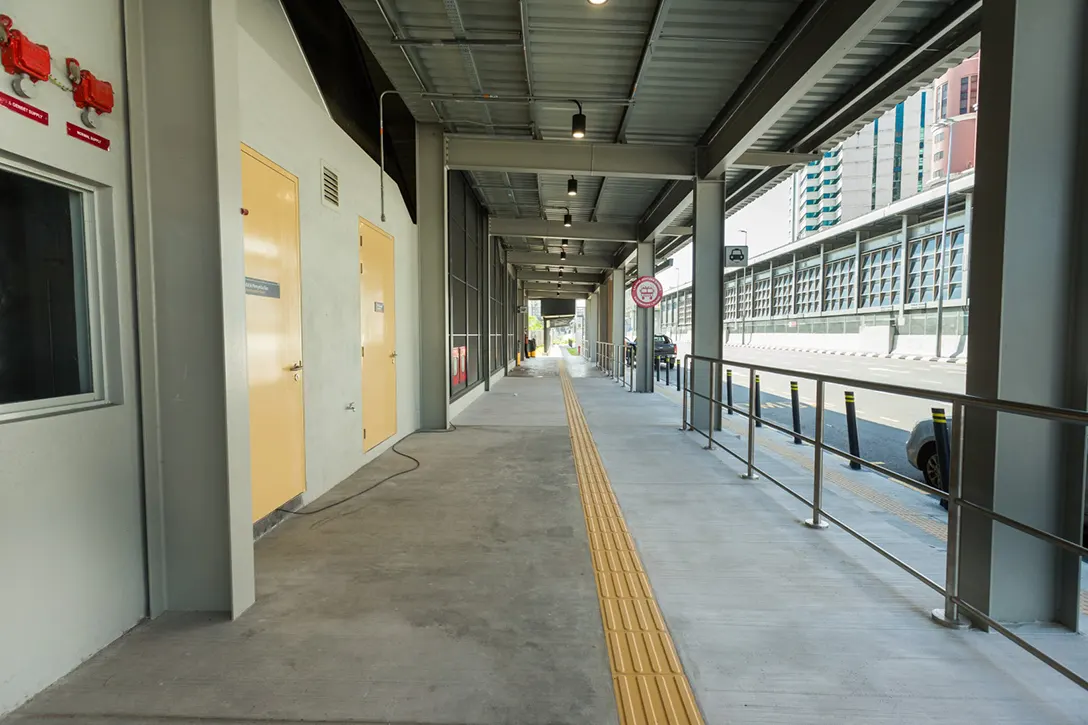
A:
[0,15,52,100]
[66,58,114,129]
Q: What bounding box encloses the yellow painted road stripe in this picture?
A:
[559,360,705,725]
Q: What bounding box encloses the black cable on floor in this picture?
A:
[274,424,457,516]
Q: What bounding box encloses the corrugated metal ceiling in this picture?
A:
[340,0,977,273]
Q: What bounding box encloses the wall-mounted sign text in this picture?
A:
[0,90,48,125]
[66,122,110,151]
[245,277,281,298]
[374,301,385,313]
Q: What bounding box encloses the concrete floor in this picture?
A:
[7,353,1088,724]
[5,360,616,725]
[570,352,1088,724]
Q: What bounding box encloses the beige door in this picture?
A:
[241,145,306,521]
[359,218,397,450]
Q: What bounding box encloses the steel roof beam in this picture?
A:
[446,137,695,180]
[698,0,901,179]
[517,271,603,283]
[730,151,823,169]
[637,180,693,242]
[506,252,615,269]
[490,219,638,243]
[615,0,675,143]
[724,0,982,211]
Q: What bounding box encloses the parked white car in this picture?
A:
[906,418,943,491]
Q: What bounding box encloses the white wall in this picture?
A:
[0,0,145,714]
[236,0,421,503]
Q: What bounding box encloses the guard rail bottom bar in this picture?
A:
[679,353,1088,693]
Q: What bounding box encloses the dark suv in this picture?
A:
[626,334,677,369]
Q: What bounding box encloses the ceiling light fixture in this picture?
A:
[563,207,572,227]
[558,269,564,278]
[588,0,608,5]
[567,176,578,196]
[570,100,586,139]
[562,239,568,247]
[560,249,567,261]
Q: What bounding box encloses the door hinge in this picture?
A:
[363,429,367,439]
[361,346,365,358]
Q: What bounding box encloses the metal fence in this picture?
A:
[680,352,1088,692]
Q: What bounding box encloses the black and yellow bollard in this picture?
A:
[790,381,803,444]
[845,391,861,470]
[725,369,733,414]
[932,407,951,500]
[754,374,763,428]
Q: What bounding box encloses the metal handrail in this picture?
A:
[679,352,1088,692]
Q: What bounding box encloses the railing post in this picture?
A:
[804,380,828,529]
[932,401,968,629]
[726,369,733,414]
[705,360,715,450]
[680,355,689,431]
[790,381,803,444]
[742,367,759,479]
[845,391,862,470]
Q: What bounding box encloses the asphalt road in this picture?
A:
[655,346,967,485]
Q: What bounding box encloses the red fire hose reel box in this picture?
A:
[66,59,114,128]
[0,15,51,99]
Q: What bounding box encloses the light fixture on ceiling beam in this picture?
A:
[567,176,578,196]
[563,207,572,227]
[561,239,568,247]
[570,100,586,139]
[558,269,564,278]
[560,249,567,261]
[588,0,608,4]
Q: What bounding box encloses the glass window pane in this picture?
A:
[0,169,93,405]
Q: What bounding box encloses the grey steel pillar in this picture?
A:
[417,124,450,430]
[610,269,625,377]
[960,0,1088,630]
[586,291,598,362]
[125,0,253,616]
[691,179,725,431]
[963,192,974,301]
[635,241,655,391]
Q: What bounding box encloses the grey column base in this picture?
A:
[802,518,829,529]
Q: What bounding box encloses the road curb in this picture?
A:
[725,344,968,365]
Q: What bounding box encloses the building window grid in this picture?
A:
[794,266,821,314]
[772,273,793,316]
[907,229,966,304]
[859,245,902,309]
[739,280,753,318]
[823,257,856,312]
[724,284,738,320]
[753,277,772,318]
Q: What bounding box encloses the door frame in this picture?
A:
[358,216,397,450]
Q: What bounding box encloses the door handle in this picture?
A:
[289,361,304,371]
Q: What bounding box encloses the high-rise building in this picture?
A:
[729,54,979,251]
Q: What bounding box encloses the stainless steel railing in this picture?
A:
[680,352,1088,691]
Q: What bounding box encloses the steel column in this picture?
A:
[417,124,450,430]
[635,242,655,391]
[691,179,725,431]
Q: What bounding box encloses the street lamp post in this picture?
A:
[934,118,956,360]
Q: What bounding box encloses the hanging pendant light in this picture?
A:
[567,176,578,196]
[563,207,572,228]
[571,100,586,139]
[558,269,564,278]
[562,238,568,247]
[560,249,567,261]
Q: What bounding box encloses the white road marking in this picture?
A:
[879,416,900,424]
[868,367,903,374]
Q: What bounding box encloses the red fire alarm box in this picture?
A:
[71,67,114,116]
[451,348,461,388]
[0,16,51,98]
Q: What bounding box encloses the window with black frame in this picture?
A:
[0,168,96,411]
[447,172,489,399]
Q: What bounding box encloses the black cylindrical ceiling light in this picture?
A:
[571,100,586,139]
[558,269,564,278]
[561,239,568,247]
[567,176,578,196]
[560,249,567,260]
[563,207,572,228]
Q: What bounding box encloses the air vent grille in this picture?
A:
[322,164,339,209]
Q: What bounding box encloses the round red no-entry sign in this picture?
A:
[632,275,664,308]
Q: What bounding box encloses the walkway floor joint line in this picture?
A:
[559,360,705,725]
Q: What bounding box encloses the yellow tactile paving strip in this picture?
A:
[559,361,705,725]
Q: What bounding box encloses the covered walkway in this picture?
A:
[6,352,1085,725]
